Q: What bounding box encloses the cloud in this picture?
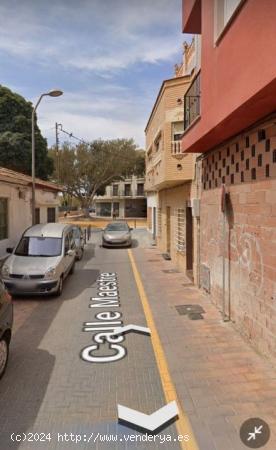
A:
[0,0,186,149]
[36,89,150,147]
[0,0,183,73]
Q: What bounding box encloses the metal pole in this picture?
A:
[222,210,226,320]
[31,109,36,225]
[55,122,59,184]
[31,94,44,226]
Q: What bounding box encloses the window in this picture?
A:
[68,231,76,250]
[100,203,112,217]
[106,223,129,232]
[0,198,8,240]
[15,237,62,257]
[64,235,70,254]
[113,185,118,196]
[137,183,144,196]
[184,72,200,130]
[175,209,186,253]
[124,184,131,196]
[172,122,184,141]
[35,208,40,225]
[215,0,244,41]
[47,207,56,223]
[154,132,162,153]
[171,122,184,153]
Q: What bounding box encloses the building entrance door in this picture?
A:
[186,206,194,281]
[166,206,171,255]
[113,202,119,218]
[153,207,156,240]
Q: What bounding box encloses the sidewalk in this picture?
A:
[133,245,276,450]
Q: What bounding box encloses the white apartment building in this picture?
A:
[93,176,146,219]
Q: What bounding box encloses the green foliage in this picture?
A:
[49,139,145,207]
[0,85,53,179]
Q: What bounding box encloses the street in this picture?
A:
[1,229,276,450]
[0,230,184,450]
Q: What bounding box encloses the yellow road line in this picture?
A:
[128,249,199,450]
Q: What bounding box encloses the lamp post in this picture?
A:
[31,90,63,225]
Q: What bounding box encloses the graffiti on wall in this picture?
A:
[230,228,264,296]
[202,208,264,296]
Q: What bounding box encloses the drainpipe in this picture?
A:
[195,156,201,287]
[221,184,230,322]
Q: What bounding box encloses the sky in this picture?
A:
[0,0,189,148]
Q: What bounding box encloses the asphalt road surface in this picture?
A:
[0,230,183,450]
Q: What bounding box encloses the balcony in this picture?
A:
[184,72,200,130]
[171,140,182,155]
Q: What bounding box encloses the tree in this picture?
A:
[133,149,145,177]
[49,139,145,209]
[0,85,53,179]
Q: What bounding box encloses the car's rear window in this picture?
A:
[106,223,128,231]
[15,237,62,257]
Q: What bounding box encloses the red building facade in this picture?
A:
[182,0,276,359]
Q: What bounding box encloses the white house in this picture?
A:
[0,167,62,259]
[93,176,146,219]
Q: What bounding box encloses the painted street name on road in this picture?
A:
[81,272,127,363]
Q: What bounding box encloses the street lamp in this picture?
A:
[31,89,63,225]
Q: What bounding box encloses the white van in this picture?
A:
[1,223,76,296]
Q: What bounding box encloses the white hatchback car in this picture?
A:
[2,223,76,296]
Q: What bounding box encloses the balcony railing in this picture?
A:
[184,72,200,130]
[171,140,182,154]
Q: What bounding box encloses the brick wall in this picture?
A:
[200,116,276,359]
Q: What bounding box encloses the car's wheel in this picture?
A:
[56,276,63,296]
[0,336,9,380]
[69,261,75,275]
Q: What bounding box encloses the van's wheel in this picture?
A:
[56,276,63,296]
[0,337,9,380]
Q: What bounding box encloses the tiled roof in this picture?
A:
[0,167,63,191]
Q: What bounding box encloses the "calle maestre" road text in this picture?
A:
[80,272,126,363]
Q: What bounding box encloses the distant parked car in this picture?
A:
[2,223,76,296]
[102,222,132,248]
[0,279,13,379]
[72,226,85,260]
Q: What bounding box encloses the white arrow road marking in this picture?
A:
[118,401,179,432]
[111,324,151,336]
[247,425,263,441]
